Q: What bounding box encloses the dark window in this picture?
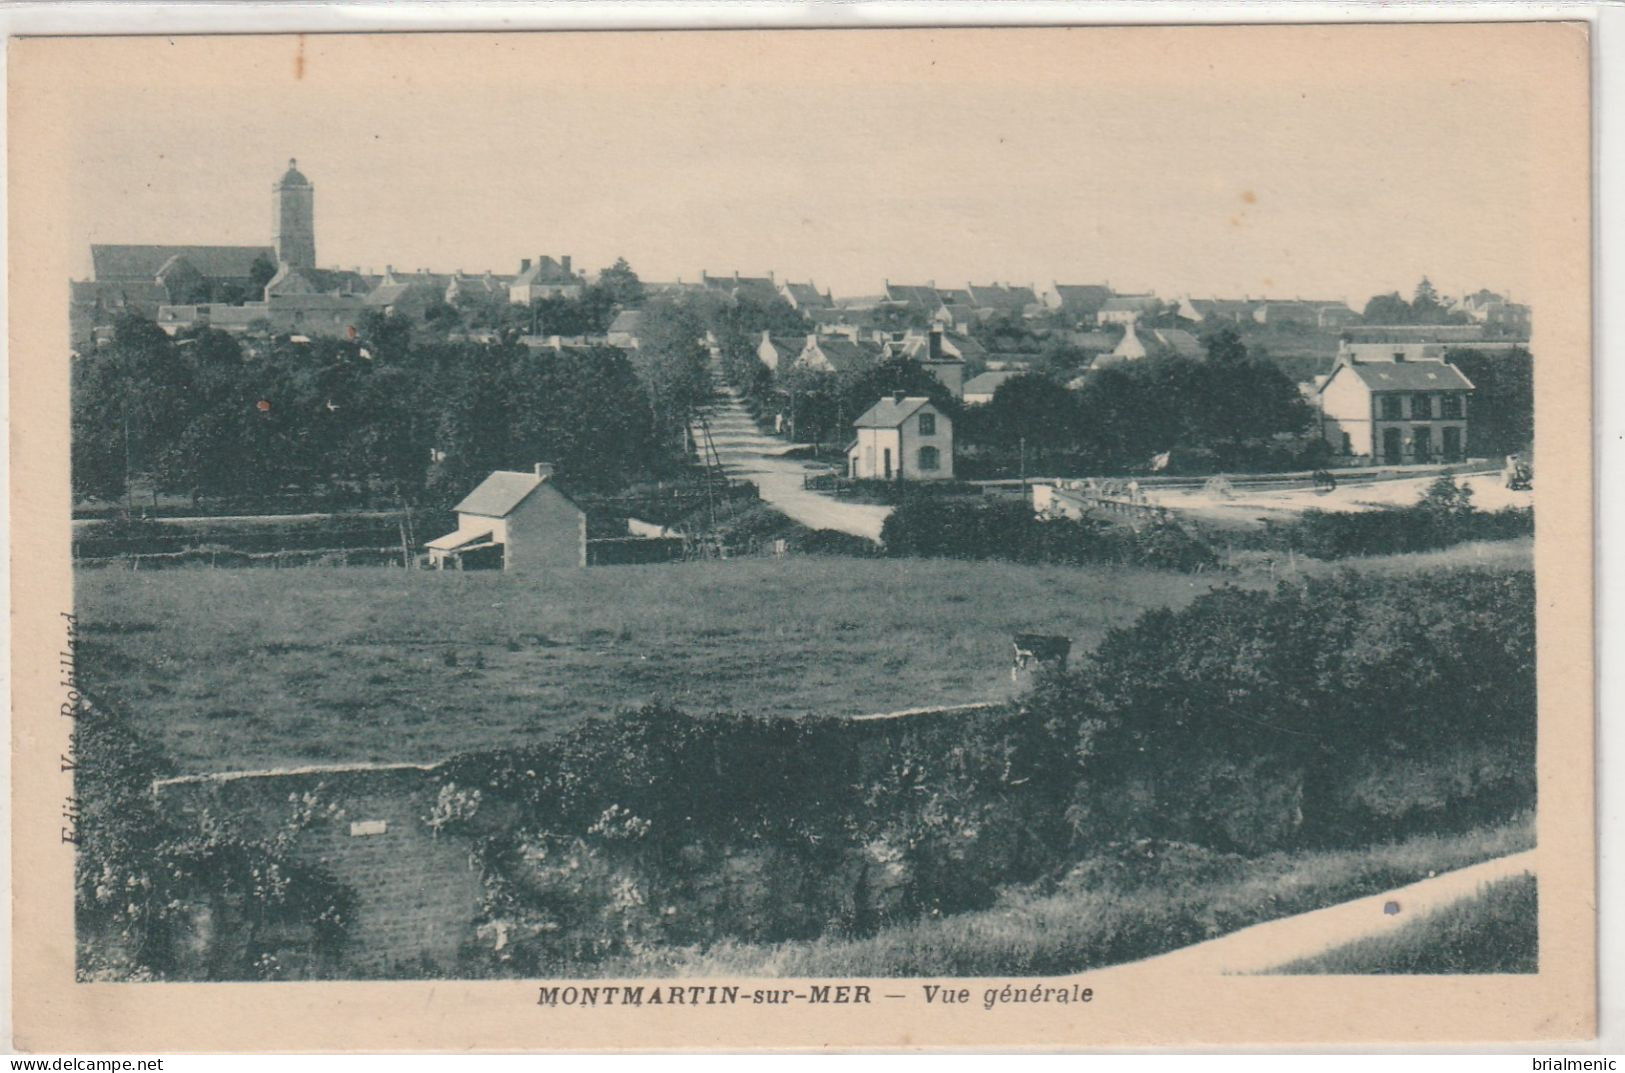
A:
[1440,394,1463,419]
[1340,432,1352,455]
[918,412,936,436]
[1412,394,1433,419]
[1380,395,1403,420]
[917,445,940,472]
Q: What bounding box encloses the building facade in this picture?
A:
[848,394,954,480]
[1316,352,1474,464]
[425,464,587,571]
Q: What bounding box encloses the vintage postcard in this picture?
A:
[8,22,1594,1051]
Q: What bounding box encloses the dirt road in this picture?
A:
[1146,471,1533,529]
[695,385,893,543]
[1123,849,1537,975]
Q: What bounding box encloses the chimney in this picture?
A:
[928,327,943,361]
[520,258,532,273]
[892,390,907,405]
[534,462,555,480]
[561,255,572,276]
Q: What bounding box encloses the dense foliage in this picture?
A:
[956,329,1317,476]
[74,699,354,980]
[72,312,688,509]
[1446,347,1534,459]
[880,498,1219,572]
[413,566,1534,974]
[1258,477,1534,559]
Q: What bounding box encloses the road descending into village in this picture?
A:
[694,380,894,543]
[1122,849,1537,975]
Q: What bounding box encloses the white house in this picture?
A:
[508,256,583,305]
[848,394,954,481]
[425,463,587,571]
[1315,353,1474,464]
[756,331,804,372]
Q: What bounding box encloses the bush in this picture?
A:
[1278,504,1532,560]
[1030,568,1536,852]
[880,498,1217,572]
[74,700,356,981]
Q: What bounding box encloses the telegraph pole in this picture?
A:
[1020,435,1027,503]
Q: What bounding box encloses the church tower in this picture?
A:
[272,158,316,269]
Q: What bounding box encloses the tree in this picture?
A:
[981,372,1077,451]
[247,254,277,299]
[597,258,645,309]
[1411,276,1443,319]
[631,299,712,453]
[1361,292,1411,325]
[1201,324,1249,365]
[1446,347,1533,457]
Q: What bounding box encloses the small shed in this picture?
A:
[426,463,587,571]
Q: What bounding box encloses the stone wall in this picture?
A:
[154,762,483,976]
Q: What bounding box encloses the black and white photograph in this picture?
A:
[7,19,1596,1051]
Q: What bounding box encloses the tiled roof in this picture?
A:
[364,281,441,307]
[963,370,1023,396]
[1153,328,1203,358]
[513,258,574,287]
[966,284,1029,312]
[72,279,170,307]
[853,395,934,428]
[1100,294,1160,313]
[1334,360,1474,393]
[454,470,544,517]
[91,244,275,281]
[608,310,645,334]
[1052,284,1112,316]
[884,283,943,309]
[781,281,832,308]
[809,337,881,374]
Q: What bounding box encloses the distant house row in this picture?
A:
[757,327,971,397]
[72,160,1526,354]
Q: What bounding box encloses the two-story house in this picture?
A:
[1316,350,1475,464]
[848,393,954,481]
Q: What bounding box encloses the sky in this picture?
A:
[56,26,1548,309]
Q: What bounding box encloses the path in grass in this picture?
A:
[1130,848,1537,975]
[695,381,893,542]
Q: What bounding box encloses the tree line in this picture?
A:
[72,301,709,512]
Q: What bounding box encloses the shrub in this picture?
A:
[1255,479,1533,561]
[1030,568,1536,852]
[880,498,1217,572]
[74,700,355,981]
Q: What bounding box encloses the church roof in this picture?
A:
[276,158,312,187]
[91,244,275,282]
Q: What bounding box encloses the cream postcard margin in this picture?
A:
[8,24,1595,1051]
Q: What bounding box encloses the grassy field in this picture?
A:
[597,816,1534,979]
[76,557,1213,773]
[1271,873,1537,975]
